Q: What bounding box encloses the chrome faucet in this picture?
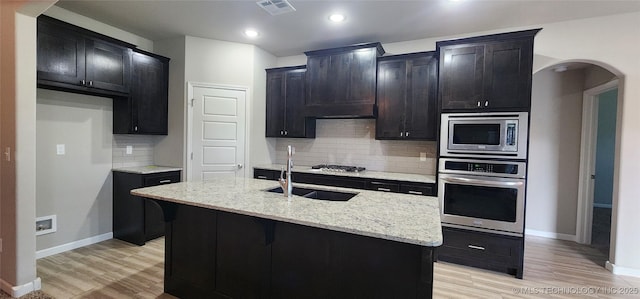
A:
[279,145,294,197]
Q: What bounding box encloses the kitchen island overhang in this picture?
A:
[132,177,442,298]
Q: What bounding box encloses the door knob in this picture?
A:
[237,164,243,169]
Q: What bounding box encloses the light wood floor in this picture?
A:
[37,236,640,298]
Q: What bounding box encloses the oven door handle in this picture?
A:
[442,176,524,187]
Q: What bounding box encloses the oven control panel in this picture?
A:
[439,158,526,179]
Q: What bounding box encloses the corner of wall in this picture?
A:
[152,37,187,169]
[250,46,278,170]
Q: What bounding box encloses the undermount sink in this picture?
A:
[265,187,357,201]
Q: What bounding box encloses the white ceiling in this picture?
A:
[55,0,640,57]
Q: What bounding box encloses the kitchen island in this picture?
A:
[132,177,442,299]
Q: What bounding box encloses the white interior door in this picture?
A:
[190,85,246,181]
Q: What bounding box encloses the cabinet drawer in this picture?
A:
[367,181,400,193]
[438,226,523,272]
[254,169,278,180]
[143,171,181,187]
[399,183,434,196]
[443,228,518,257]
[295,173,367,189]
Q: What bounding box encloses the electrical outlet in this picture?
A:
[56,144,65,155]
[126,145,133,155]
[420,152,427,162]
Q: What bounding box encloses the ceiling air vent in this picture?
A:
[256,0,296,16]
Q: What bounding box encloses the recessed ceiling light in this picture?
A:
[244,29,259,38]
[329,14,346,23]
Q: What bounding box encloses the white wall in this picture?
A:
[153,36,186,168]
[14,10,39,294]
[154,36,277,174]
[185,36,255,85]
[36,89,113,251]
[251,47,278,166]
[527,68,585,237]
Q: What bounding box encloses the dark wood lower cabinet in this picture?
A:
[437,226,524,279]
[160,201,436,299]
[113,170,180,245]
[164,204,218,298]
[216,213,272,298]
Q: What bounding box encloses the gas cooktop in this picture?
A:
[311,164,366,173]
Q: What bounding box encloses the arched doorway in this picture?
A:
[527,60,622,266]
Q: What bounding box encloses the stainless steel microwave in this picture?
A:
[440,112,529,159]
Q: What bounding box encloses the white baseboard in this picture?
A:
[606,261,640,278]
[0,277,41,298]
[36,232,113,259]
[525,229,578,242]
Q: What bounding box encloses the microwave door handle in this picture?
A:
[443,176,524,187]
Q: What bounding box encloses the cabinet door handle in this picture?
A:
[284,131,288,136]
[468,245,485,251]
[81,79,86,86]
[89,80,93,87]
[484,101,489,107]
[477,101,481,107]
[134,126,138,132]
[257,175,268,179]
[159,179,172,184]
[400,132,404,137]
[280,130,284,135]
[377,187,391,192]
[406,131,410,137]
[408,190,423,195]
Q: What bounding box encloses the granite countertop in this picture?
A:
[131,177,442,247]
[254,164,436,184]
[112,165,183,174]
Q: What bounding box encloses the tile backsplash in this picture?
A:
[275,119,437,175]
[112,135,159,168]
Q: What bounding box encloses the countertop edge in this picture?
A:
[113,166,183,175]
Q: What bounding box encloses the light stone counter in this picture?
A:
[112,165,182,174]
[132,177,442,247]
[254,164,436,184]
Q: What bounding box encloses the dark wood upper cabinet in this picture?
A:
[266,66,315,138]
[376,52,438,140]
[37,15,133,96]
[304,43,385,118]
[114,50,170,135]
[437,29,540,112]
[37,16,170,135]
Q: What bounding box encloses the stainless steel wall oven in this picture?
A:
[438,158,526,236]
